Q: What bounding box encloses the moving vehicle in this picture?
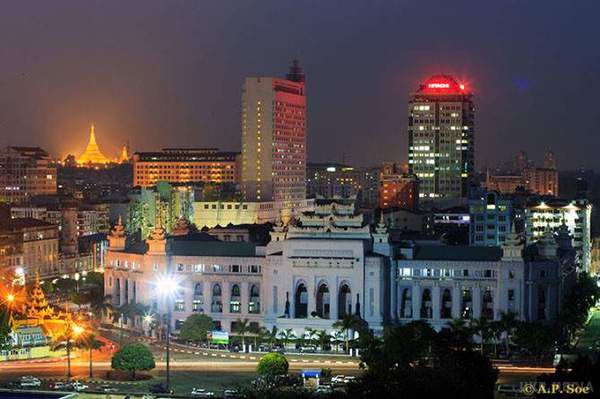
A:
[223,389,242,398]
[191,388,215,397]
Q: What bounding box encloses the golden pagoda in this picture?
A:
[77,124,111,165]
[25,274,55,320]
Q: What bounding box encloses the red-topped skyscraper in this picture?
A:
[408,74,474,200]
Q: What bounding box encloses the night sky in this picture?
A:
[0,1,599,169]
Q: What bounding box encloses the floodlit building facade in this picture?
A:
[524,199,592,271]
[241,61,307,208]
[133,148,239,188]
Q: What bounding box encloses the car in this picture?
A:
[19,376,41,388]
[331,375,345,384]
[150,383,170,394]
[300,345,317,353]
[315,384,334,395]
[71,381,89,391]
[52,382,67,390]
[99,384,118,393]
[343,376,356,384]
[223,389,242,398]
[191,388,215,397]
[496,384,521,396]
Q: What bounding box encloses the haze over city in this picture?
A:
[1,1,599,168]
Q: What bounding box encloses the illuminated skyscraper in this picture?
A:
[408,75,474,200]
[241,61,307,207]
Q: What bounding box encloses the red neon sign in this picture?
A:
[427,82,450,89]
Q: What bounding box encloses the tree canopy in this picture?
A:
[256,353,289,376]
[111,342,155,379]
[180,314,214,343]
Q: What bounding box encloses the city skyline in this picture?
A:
[0,1,599,169]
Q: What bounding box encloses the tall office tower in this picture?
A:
[241,61,307,207]
[0,146,57,203]
[408,75,474,200]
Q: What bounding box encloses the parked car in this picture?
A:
[300,345,317,353]
[52,381,67,390]
[19,376,41,388]
[315,384,334,395]
[191,388,215,397]
[496,384,522,396]
[71,381,89,391]
[343,376,356,384]
[331,375,345,384]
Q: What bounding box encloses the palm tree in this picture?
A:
[90,294,113,321]
[331,330,346,352]
[332,314,361,354]
[471,318,491,354]
[499,311,518,357]
[489,321,503,358]
[267,326,279,346]
[80,333,104,378]
[277,328,296,350]
[304,328,318,347]
[316,330,331,351]
[232,318,251,350]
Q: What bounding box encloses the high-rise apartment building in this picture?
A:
[133,148,239,188]
[0,146,57,203]
[241,61,307,207]
[408,75,474,200]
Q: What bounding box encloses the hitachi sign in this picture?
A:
[427,82,450,89]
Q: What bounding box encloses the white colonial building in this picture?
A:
[104,198,574,337]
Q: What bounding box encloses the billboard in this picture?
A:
[208,330,229,345]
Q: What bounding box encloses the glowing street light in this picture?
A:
[154,273,179,393]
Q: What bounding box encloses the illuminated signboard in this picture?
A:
[208,330,229,344]
[427,82,450,89]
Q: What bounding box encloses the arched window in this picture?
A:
[294,283,308,318]
[230,284,241,313]
[400,288,412,318]
[316,283,330,319]
[193,283,204,312]
[338,284,352,319]
[537,286,546,320]
[420,289,432,319]
[441,288,452,319]
[482,289,494,320]
[461,288,473,319]
[249,285,260,314]
[211,283,222,313]
[114,278,121,306]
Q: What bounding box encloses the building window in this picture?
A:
[295,283,308,318]
[230,284,241,313]
[211,284,222,313]
[248,284,260,314]
[315,283,330,319]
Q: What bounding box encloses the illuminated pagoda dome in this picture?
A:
[119,142,131,163]
[77,124,111,165]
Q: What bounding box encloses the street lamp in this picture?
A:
[155,274,179,393]
[65,322,84,381]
